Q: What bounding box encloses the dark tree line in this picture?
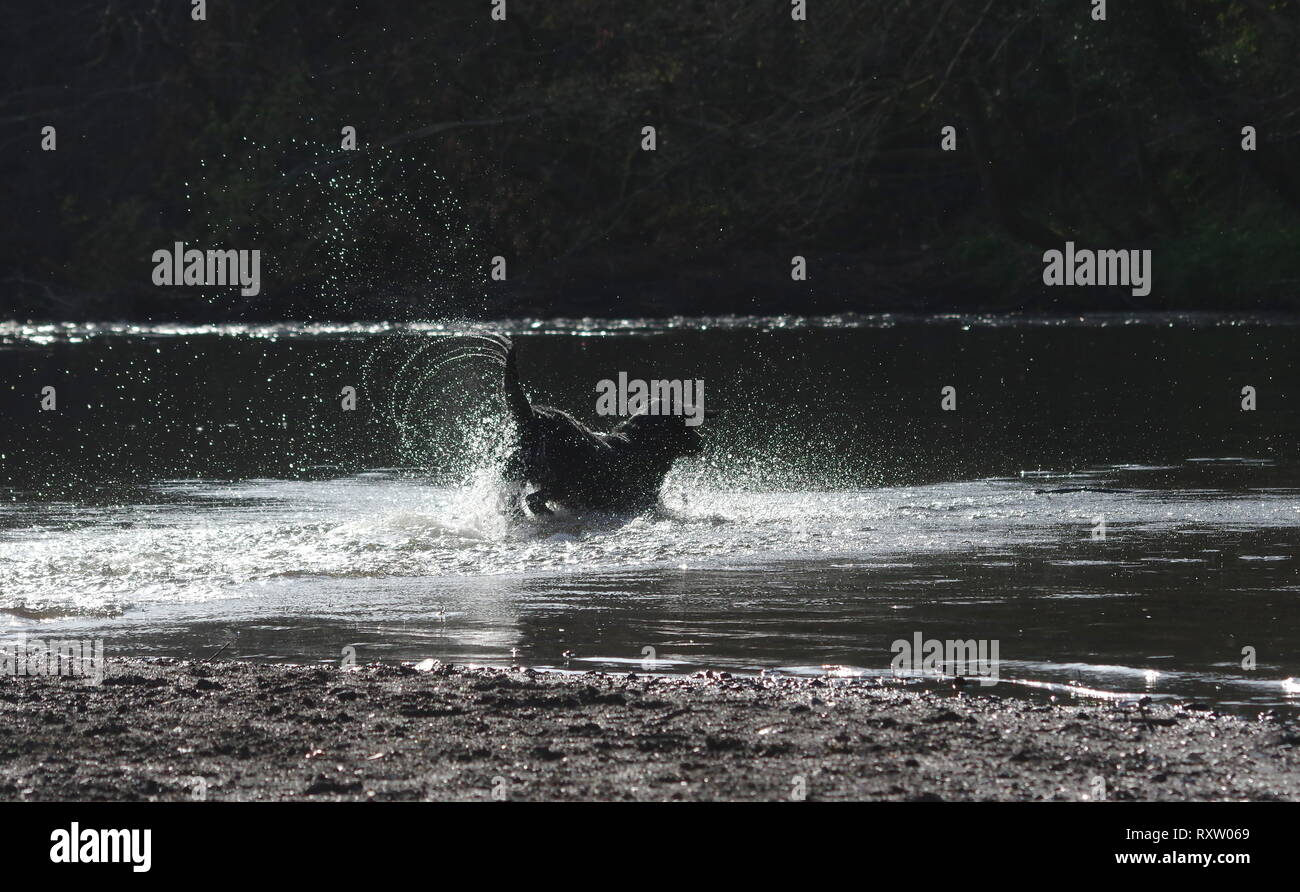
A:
[1,0,1298,320]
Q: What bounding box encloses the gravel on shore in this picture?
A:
[2,658,1298,802]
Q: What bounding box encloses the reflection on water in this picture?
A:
[1,315,1298,712]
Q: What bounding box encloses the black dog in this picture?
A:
[499,341,708,515]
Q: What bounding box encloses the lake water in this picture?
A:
[2,314,1298,712]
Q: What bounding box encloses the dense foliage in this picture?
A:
[2,0,1298,319]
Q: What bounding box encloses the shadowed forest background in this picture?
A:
[1,0,1298,321]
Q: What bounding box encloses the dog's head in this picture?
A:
[612,401,714,458]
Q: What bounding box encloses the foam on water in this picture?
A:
[6,311,1300,346]
[3,467,1297,619]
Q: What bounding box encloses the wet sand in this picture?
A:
[2,658,1298,801]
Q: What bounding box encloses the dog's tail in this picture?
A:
[463,333,533,496]
[502,341,534,426]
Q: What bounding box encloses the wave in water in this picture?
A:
[2,467,1297,618]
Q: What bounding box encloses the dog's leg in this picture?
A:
[501,341,546,517]
[525,490,554,516]
[499,444,530,519]
[502,489,527,521]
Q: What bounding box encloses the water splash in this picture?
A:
[188,129,480,318]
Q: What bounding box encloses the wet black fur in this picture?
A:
[499,340,705,515]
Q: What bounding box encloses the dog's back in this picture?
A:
[502,345,699,514]
[515,406,676,512]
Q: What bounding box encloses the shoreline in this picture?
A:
[3,658,1299,802]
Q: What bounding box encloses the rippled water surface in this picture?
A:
[2,315,1298,712]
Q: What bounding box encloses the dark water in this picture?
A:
[2,315,1298,712]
